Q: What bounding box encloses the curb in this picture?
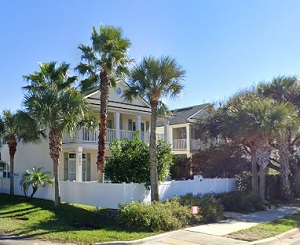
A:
[247,227,300,245]
[94,230,179,245]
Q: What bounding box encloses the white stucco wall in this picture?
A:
[1,139,53,177]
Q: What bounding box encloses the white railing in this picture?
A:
[63,128,147,144]
[63,133,76,143]
[173,139,187,150]
[191,139,206,151]
[82,128,116,143]
[0,177,237,209]
[120,129,135,141]
[82,128,97,142]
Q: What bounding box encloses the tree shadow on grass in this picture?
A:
[0,206,38,217]
[0,194,154,244]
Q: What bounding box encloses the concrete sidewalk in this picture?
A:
[96,204,300,245]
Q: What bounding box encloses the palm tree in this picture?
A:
[258,76,300,199]
[76,25,131,182]
[0,110,42,195]
[123,56,185,202]
[23,62,95,207]
[20,166,54,198]
[258,76,300,109]
[273,103,300,200]
[227,94,296,202]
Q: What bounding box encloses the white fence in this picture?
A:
[0,177,237,209]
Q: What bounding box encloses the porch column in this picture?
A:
[186,124,191,157]
[164,119,170,144]
[170,127,174,150]
[114,112,120,140]
[136,115,141,139]
[76,146,83,182]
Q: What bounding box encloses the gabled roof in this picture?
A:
[157,103,210,127]
[83,81,151,113]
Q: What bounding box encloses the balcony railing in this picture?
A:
[63,128,150,144]
[173,139,187,150]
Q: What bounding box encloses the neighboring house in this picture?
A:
[156,104,215,158]
[0,81,151,182]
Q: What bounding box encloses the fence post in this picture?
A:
[123,182,126,204]
[226,178,229,192]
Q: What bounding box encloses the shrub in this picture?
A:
[178,193,224,223]
[105,135,173,187]
[217,191,265,213]
[236,172,281,201]
[117,199,196,231]
[170,155,192,180]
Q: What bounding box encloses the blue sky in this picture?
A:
[1,0,300,112]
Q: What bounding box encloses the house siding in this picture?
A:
[1,139,53,177]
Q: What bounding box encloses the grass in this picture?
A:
[0,193,158,245]
[227,212,300,241]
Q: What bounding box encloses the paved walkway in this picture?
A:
[97,204,300,245]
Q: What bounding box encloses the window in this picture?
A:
[141,122,145,132]
[128,119,133,131]
[68,153,88,181]
[132,122,136,131]
[107,119,113,129]
[68,153,76,181]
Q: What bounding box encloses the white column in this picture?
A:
[114,112,120,140]
[136,115,141,139]
[170,127,173,150]
[186,124,191,157]
[76,146,83,182]
[164,119,170,144]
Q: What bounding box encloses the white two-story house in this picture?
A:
[156,104,211,158]
[0,81,151,182]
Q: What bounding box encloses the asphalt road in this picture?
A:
[1,231,300,245]
[0,232,76,245]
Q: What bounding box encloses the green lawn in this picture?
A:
[0,193,157,245]
[227,212,300,241]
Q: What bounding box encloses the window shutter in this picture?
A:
[64,153,68,180]
[87,153,91,181]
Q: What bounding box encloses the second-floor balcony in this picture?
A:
[63,128,150,145]
[173,139,187,150]
[172,139,204,151]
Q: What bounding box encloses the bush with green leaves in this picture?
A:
[178,193,224,223]
[105,134,173,187]
[216,191,265,213]
[117,199,196,231]
[169,155,192,180]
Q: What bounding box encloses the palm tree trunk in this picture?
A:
[8,139,17,195]
[256,138,271,203]
[259,166,266,202]
[97,70,109,183]
[30,185,39,198]
[250,149,259,194]
[49,129,62,208]
[150,102,159,202]
[278,139,293,200]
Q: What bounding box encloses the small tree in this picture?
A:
[20,166,54,198]
[0,110,43,195]
[104,134,173,187]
